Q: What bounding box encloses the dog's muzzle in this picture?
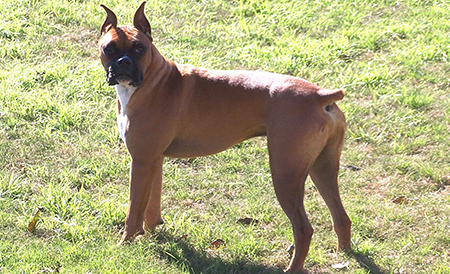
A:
[106,55,143,87]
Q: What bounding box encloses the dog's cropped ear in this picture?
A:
[100,4,118,36]
[133,1,153,42]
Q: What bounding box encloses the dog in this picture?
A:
[98,2,351,272]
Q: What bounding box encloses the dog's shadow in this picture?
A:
[151,230,388,274]
[346,249,387,274]
[152,230,285,274]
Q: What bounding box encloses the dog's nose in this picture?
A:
[116,55,132,67]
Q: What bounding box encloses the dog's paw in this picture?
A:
[118,228,146,245]
[144,218,164,232]
[118,234,132,245]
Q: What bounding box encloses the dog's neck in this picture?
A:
[142,44,176,91]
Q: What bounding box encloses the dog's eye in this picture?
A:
[103,44,116,55]
[134,44,146,54]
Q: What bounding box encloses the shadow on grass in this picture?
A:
[154,231,285,274]
[347,249,387,274]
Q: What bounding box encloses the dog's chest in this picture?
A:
[115,84,137,142]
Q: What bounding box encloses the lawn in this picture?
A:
[1,0,449,273]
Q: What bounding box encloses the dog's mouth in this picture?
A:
[105,60,143,87]
[106,69,142,87]
[115,74,139,86]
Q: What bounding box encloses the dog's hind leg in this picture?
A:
[267,127,323,273]
[270,166,313,273]
[309,135,351,252]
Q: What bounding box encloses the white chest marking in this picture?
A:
[115,83,137,143]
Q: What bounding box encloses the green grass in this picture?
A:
[1,0,450,273]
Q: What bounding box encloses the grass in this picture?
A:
[1,0,450,273]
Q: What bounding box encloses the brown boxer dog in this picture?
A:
[99,2,351,272]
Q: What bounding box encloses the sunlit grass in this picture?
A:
[1,0,449,273]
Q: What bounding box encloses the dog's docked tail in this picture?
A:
[317,89,345,105]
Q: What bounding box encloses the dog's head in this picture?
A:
[99,2,152,87]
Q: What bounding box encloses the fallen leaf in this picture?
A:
[332,261,349,269]
[236,217,259,226]
[392,195,408,204]
[28,207,44,232]
[345,165,361,171]
[209,239,225,249]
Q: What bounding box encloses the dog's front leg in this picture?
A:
[120,156,164,244]
[144,157,164,231]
